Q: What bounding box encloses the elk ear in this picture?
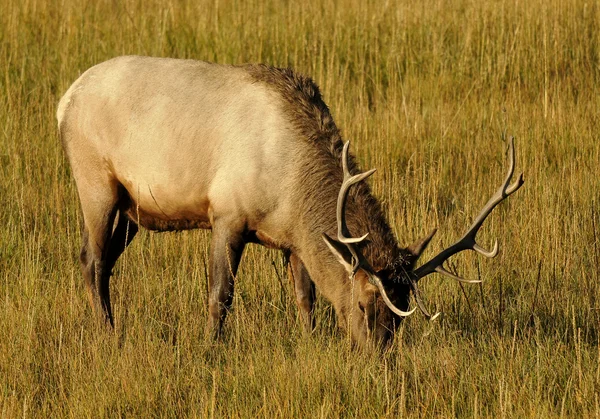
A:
[322,233,353,273]
[407,228,437,260]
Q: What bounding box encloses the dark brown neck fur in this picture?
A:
[244,64,403,271]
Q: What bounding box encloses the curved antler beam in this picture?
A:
[334,141,416,317]
[337,141,376,245]
[412,136,524,283]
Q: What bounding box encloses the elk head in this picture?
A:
[323,139,524,347]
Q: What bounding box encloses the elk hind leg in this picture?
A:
[78,183,132,327]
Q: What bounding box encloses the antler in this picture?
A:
[334,142,416,317]
[335,142,376,273]
[412,136,524,283]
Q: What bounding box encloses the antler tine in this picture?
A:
[410,281,441,321]
[434,265,483,283]
[413,137,524,283]
[368,273,417,317]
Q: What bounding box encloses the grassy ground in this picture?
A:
[1,0,599,416]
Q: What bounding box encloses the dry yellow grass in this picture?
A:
[1,0,599,416]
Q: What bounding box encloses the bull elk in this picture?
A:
[57,56,523,347]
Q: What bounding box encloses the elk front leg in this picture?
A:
[207,222,246,339]
[288,252,315,331]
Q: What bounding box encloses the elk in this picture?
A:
[57,56,523,347]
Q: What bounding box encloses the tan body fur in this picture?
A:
[59,57,298,238]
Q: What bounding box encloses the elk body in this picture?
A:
[58,56,523,347]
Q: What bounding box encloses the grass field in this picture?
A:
[1,0,600,416]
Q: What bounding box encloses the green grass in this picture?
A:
[1,0,600,416]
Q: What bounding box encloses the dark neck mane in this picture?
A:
[244,64,402,270]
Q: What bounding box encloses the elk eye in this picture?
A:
[358,301,365,313]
